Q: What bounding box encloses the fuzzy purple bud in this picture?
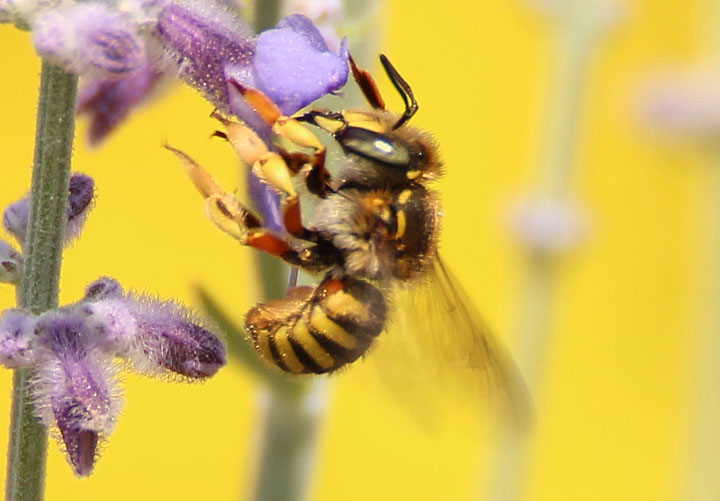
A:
[3,173,95,248]
[3,197,29,246]
[0,309,37,368]
[77,63,168,145]
[154,2,254,114]
[0,239,22,284]
[32,3,145,77]
[65,173,95,243]
[83,277,125,301]
[129,297,225,378]
[33,311,120,476]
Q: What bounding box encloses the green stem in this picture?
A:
[253,0,282,31]
[5,62,77,501]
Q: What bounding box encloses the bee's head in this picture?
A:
[301,108,442,183]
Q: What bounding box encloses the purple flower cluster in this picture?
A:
[18,0,352,144]
[0,277,225,476]
[0,173,226,476]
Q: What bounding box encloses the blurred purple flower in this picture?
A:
[77,62,168,146]
[3,173,95,248]
[32,3,145,77]
[0,277,225,476]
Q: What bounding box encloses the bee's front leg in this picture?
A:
[226,81,333,198]
[165,144,333,272]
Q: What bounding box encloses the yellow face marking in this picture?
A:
[273,327,306,373]
[395,210,407,239]
[397,189,413,205]
[344,119,388,133]
[406,170,421,179]
[310,308,358,350]
[323,290,371,323]
[254,331,275,363]
[314,116,345,134]
[292,321,335,369]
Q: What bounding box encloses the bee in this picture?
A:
[167,54,528,415]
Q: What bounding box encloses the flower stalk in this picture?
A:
[487,2,620,500]
[6,61,77,501]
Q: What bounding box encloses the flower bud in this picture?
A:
[510,198,585,253]
[33,310,121,477]
[3,173,95,248]
[0,309,37,368]
[83,277,125,301]
[154,2,254,114]
[0,239,22,284]
[65,173,95,243]
[129,296,226,378]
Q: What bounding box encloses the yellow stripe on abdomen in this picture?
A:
[273,326,306,373]
[292,321,335,370]
[310,307,359,350]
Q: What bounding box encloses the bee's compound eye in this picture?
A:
[337,126,411,167]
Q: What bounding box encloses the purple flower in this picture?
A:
[32,3,145,77]
[0,309,36,367]
[77,63,169,146]
[249,14,349,115]
[0,239,22,284]
[127,295,225,378]
[33,310,119,477]
[0,277,226,476]
[3,172,95,248]
[154,5,349,121]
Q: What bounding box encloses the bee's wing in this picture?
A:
[371,256,533,430]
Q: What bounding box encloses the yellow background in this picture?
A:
[0,0,715,499]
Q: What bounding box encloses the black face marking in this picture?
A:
[336,127,411,167]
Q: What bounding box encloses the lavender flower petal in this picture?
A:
[77,63,168,146]
[0,309,37,368]
[33,310,121,477]
[32,3,144,77]
[154,2,254,113]
[0,239,22,284]
[252,14,349,115]
[126,296,225,378]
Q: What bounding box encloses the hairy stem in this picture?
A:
[5,62,77,501]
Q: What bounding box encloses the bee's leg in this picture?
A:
[226,81,333,197]
[349,54,386,110]
[165,144,335,269]
[211,105,328,244]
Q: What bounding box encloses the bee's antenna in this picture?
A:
[379,54,418,129]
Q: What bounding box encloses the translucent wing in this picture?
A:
[371,256,532,430]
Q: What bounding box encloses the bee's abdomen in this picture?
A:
[245,277,386,374]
